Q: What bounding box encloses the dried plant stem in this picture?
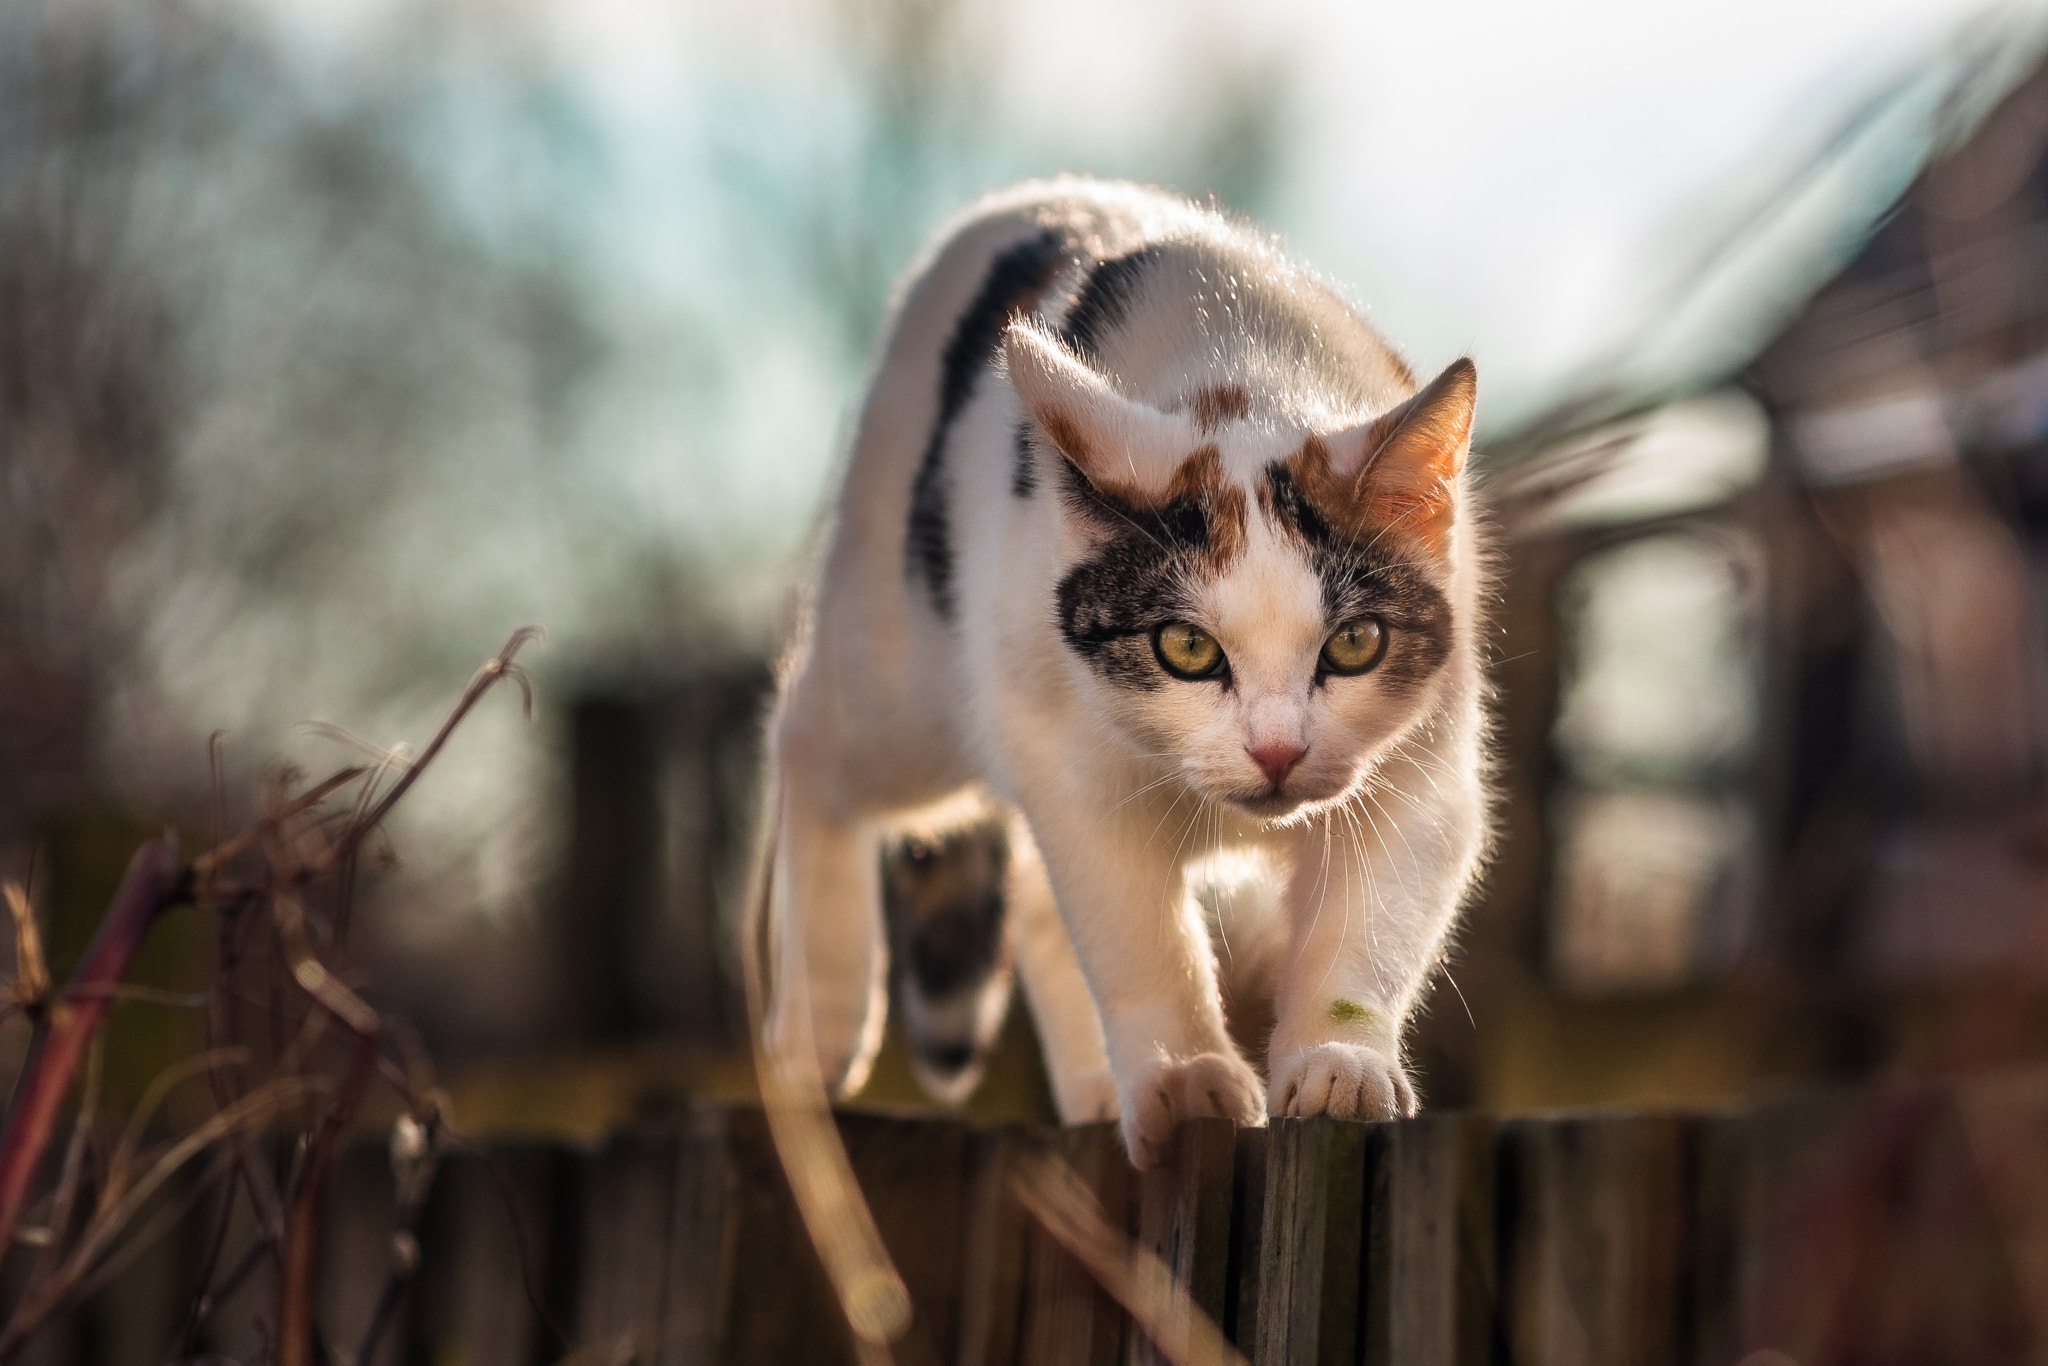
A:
[353,1108,439,1366]
[0,840,177,1255]
[191,767,365,884]
[272,891,383,1366]
[32,1036,101,1288]
[0,1077,324,1358]
[275,1032,376,1366]
[0,631,541,1361]
[341,626,540,863]
[3,883,49,1011]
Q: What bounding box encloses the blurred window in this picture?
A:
[1548,526,1764,992]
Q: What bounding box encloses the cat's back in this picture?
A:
[832,178,1419,602]
[823,178,1433,647]
[830,178,1203,567]
[877,176,1415,441]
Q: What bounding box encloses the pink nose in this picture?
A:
[1247,741,1306,788]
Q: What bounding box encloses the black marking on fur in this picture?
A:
[1058,244,1166,359]
[917,1041,976,1075]
[1011,420,1037,498]
[1263,461,1454,692]
[905,891,1007,997]
[907,230,1065,618]
[884,822,1011,1004]
[1263,462,1334,546]
[1054,464,1228,689]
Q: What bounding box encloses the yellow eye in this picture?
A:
[1321,617,1386,675]
[1153,621,1225,680]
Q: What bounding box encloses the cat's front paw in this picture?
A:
[1054,1065,1121,1125]
[1269,1042,1416,1120]
[1119,1051,1266,1169]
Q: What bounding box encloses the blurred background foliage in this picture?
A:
[9,0,2048,1130]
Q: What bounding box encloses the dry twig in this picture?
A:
[0,626,544,1363]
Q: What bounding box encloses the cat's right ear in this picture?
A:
[1003,321,1194,501]
[1322,358,1477,553]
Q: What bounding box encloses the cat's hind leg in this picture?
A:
[882,797,1017,1104]
[1005,816,1118,1124]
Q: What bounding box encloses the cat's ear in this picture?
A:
[1325,358,1476,549]
[1003,321,1195,500]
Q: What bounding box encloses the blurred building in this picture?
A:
[1443,47,2048,1113]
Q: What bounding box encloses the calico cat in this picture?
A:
[765,178,1490,1167]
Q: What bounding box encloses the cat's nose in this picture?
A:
[1247,741,1306,787]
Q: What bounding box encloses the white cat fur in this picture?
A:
[762,178,1491,1167]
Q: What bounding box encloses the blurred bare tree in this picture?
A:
[0,0,620,811]
[0,5,185,837]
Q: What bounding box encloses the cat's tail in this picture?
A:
[740,762,912,1347]
[882,803,1016,1104]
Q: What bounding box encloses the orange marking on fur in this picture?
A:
[1167,444,1248,568]
[1080,441,1248,570]
[1279,361,1474,556]
[1187,383,1252,432]
[1039,409,1093,468]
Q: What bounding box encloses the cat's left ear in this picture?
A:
[1003,320,1197,500]
[1326,358,1476,551]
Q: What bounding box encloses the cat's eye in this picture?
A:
[1321,617,1387,675]
[1153,621,1226,680]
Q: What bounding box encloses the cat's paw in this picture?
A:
[1269,1042,1416,1120]
[1054,1066,1121,1125]
[1119,1051,1266,1169]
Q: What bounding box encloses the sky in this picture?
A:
[249,0,2044,419]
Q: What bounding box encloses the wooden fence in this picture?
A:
[31,1067,2048,1365]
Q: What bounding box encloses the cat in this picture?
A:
[763,177,1491,1167]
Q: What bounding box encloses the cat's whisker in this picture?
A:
[1289,806,1339,980]
[1441,962,1479,1032]
[1107,768,1189,813]
[1344,800,1379,960]
[1166,794,1205,873]
[1363,783,1435,856]
[1314,807,1363,1000]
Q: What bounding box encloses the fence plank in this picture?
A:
[577,1128,681,1363]
[408,1140,570,1366]
[1228,1126,1268,1350]
[1018,1122,1129,1366]
[659,1105,738,1366]
[1957,1070,2048,1366]
[1128,1117,1237,1366]
[0,1239,78,1366]
[958,1126,1031,1366]
[1360,1112,1495,1366]
[1252,1116,1369,1366]
[839,1111,975,1366]
[318,1137,406,1366]
[1496,1112,1689,1366]
[1686,1111,1744,1366]
[714,1106,850,1365]
[1732,1084,2032,1366]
